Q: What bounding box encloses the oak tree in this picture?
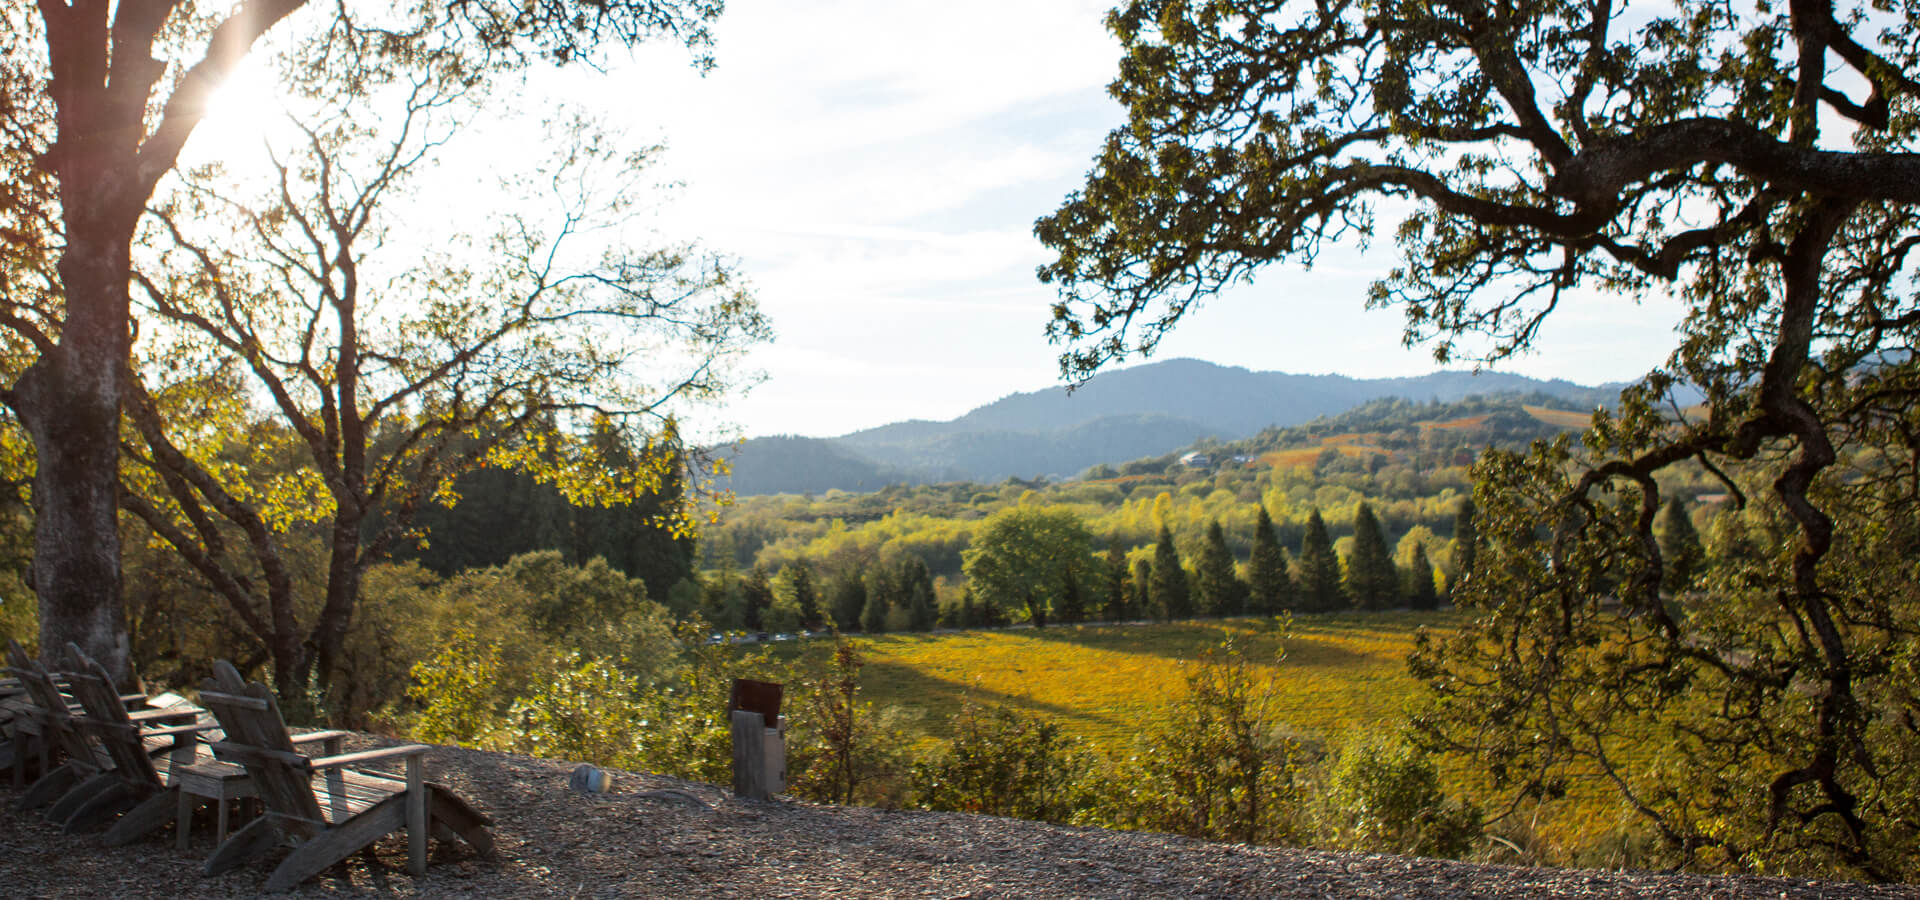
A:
[1039,0,1920,878]
[119,57,764,706]
[1,0,726,682]
[962,505,1095,628]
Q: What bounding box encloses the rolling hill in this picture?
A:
[717,359,1640,495]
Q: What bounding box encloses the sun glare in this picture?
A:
[177,54,290,194]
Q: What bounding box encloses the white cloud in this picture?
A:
[517,1,1685,439]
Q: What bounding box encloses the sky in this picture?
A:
[195,0,1693,441]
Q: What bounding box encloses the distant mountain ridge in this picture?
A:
[719,359,1635,495]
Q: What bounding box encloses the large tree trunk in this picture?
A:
[10,227,132,681]
[19,0,311,688]
[308,514,364,715]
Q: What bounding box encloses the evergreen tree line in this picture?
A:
[1113,501,1452,623]
[689,499,1479,635]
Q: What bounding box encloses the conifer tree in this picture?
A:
[1656,499,1706,595]
[1195,519,1243,616]
[743,565,775,631]
[1345,502,1398,610]
[1451,498,1478,597]
[1248,506,1291,614]
[1131,558,1153,622]
[1405,543,1440,611]
[1059,568,1087,625]
[862,585,890,634]
[782,563,822,631]
[831,571,868,632]
[1103,541,1130,622]
[1151,525,1192,620]
[1296,508,1345,612]
[900,556,938,632]
[701,557,739,629]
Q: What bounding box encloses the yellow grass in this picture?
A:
[1522,405,1591,429]
[804,613,1641,856]
[1256,448,1327,469]
[1255,440,1392,470]
[845,612,1443,750]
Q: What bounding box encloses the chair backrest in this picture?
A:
[198,660,326,826]
[62,644,160,788]
[5,638,96,766]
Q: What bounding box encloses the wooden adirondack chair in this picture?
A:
[59,644,215,842]
[5,640,202,826]
[1,675,30,779]
[7,638,113,815]
[197,661,493,892]
[4,643,164,789]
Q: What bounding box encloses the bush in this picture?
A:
[509,652,648,766]
[784,635,916,806]
[1099,639,1310,844]
[408,629,511,750]
[1325,735,1481,858]
[912,701,1093,823]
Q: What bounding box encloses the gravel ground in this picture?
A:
[4,737,1917,899]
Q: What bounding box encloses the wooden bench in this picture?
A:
[198,660,493,892]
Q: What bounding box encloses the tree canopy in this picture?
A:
[1,0,732,683]
[105,32,764,706]
[1040,0,1920,878]
[962,505,1096,628]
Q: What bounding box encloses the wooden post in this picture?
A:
[730,709,771,799]
[765,716,786,793]
[729,678,785,800]
[406,754,426,876]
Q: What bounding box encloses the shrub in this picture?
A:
[408,629,511,750]
[912,701,1093,823]
[1325,734,1481,858]
[1101,639,1310,844]
[509,651,648,766]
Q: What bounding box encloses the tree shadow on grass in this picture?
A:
[1008,611,1442,671]
[857,658,1135,740]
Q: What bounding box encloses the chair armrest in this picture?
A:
[288,730,353,746]
[308,744,431,771]
[127,707,201,724]
[143,723,217,740]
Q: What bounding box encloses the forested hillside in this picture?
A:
[715,359,1644,494]
[694,392,1668,635]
